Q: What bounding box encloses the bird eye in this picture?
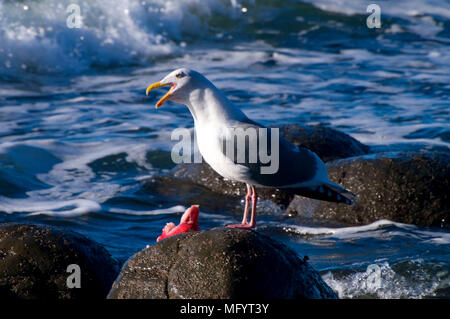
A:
[175,73,184,79]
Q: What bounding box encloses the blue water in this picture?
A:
[1,0,449,298]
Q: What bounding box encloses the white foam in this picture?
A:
[323,259,444,298]
[0,196,101,217]
[284,219,402,236]
[0,139,160,205]
[272,51,336,66]
[0,0,251,75]
[283,219,450,244]
[31,141,154,201]
[108,205,185,216]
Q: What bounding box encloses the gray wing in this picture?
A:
[220,118,319,187]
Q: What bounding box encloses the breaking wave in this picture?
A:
[323,259,450,299]
[1,0,449,77]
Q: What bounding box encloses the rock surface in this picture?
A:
[287,152,450,228]
[0,223,119,299]
[141,175,242,213]
[107,228,337,299]
[278,124,370,162]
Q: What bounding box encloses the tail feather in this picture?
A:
[325,181,359,202]
[294,182,358,205]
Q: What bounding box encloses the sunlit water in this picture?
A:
[0,0,449,298]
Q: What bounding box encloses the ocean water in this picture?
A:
[1,0,449,298]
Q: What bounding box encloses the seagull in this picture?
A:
[146,68,357,229]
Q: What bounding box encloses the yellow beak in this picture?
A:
[145,81,173,108]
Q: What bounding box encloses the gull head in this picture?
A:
[146,68,209,108]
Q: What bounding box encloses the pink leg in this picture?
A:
[240,184,251,224]
[227,185,256,229]
[248,186,257,227]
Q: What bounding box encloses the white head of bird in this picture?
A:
[146,68,248,123]
[146,68,200,107]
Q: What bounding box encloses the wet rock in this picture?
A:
[287,152,450,228]
[0,223,120,299]
[107,228,337,299]
[169,124,369,208]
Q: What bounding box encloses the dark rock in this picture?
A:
[107,228,337,299]
[0,223,120,299]
[140,175,242,213]
[168,124,370,208]
[278,124,370,162]
[287,152,450,228]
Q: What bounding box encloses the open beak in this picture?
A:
[145,81,175,108]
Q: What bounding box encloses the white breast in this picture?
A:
[195,123,250,182]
